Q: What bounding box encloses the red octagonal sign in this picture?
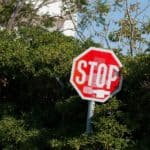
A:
[70,47,123,103]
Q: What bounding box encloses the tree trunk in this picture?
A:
[7,0,25,30]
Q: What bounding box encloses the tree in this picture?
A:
[0,26,84,149]
[71,0,150,55]
[0,0,69,30]
[111,0,150,56]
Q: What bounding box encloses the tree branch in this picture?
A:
[7,0,26,30]
[125,0,134,56]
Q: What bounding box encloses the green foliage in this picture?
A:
[0,27,82,78]
[92,98,132,150]
[78,0,110,32]
[108,32,120,42]
[0,0,149,149]
[96,1,110,14]
[75,0,87,5]
[42,16,55,27]
[77,0,149,55]
[0,117,39,150]
[0,0,56,30]
[108,1,149,55]
[143,22,150,33]
[82,38,102,49]
[0,27,84,149]
[121,54,150,149]
[47,98,132,150]
[0,26,149,150]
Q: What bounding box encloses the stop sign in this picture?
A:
[70,47,123,103]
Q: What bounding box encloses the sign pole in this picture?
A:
[86,101,95,134]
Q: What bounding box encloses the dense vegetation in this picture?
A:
[0,27,149,150]
[0,0,150,149]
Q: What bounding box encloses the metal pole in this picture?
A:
[86,101,95,134]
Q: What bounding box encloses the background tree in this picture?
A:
[110,0,150,56]
[0,0,73,30]
[74,0,150,55]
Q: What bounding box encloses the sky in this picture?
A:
[78,0,150,54]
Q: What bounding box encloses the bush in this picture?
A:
[0,117,39,150]
[0,26,149,149]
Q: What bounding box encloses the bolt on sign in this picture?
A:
[70,47,123,103]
